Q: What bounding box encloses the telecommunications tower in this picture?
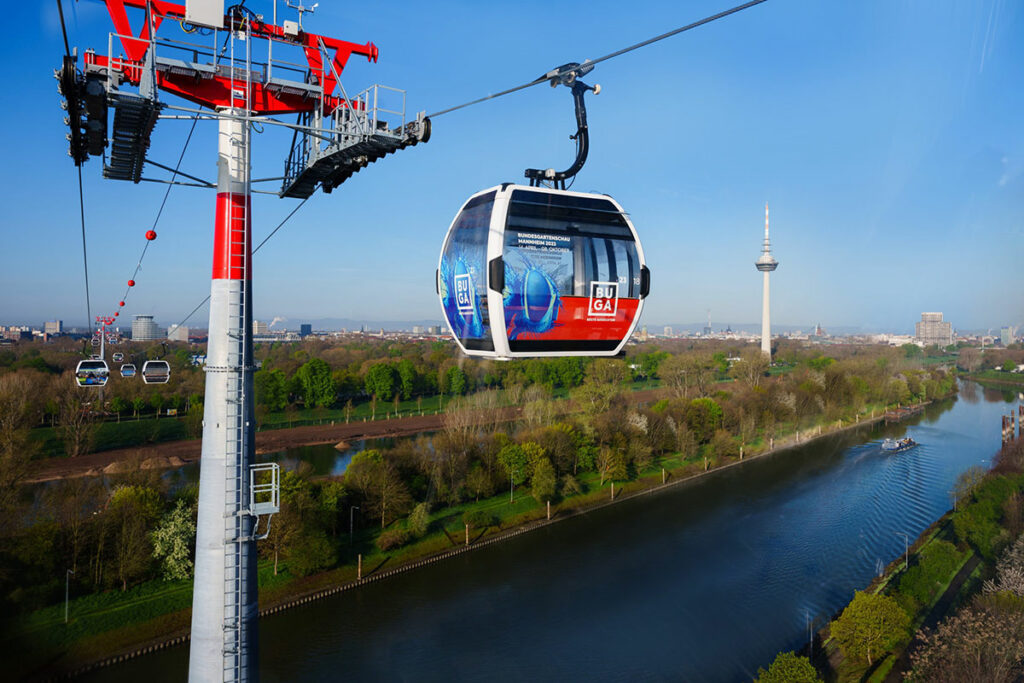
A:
[57,1,429,680]
[755,202,778,358]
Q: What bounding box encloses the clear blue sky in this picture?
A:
[2,0,1021,334]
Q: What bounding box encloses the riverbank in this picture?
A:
[805,437,1024,682]
[27,394,940,680]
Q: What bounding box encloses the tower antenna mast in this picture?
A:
[755,202,779,358]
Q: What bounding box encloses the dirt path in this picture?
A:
[27,388,666,483]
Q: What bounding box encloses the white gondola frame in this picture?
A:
[142,360,171,384]
[438,183,648,360]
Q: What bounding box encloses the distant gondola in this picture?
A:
[142,360,170,384]
[75,359,109,387]
[120,363,136,378]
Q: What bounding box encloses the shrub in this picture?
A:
[755,651,821,682]
[376,528,411,552]
[462,510,496,529]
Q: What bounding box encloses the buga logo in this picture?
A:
[455,273,475,315]
[588,281,619,317]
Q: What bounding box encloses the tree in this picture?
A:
[408,502,430,538]
[531,457,557,503]
[685,398,723,444]
[497,444,529,501]
[902,343,923,359]
[732,350,770,389]
[297,358,336,408]
[132,396,146,419]
[397,359,417,400]
[954,465,987,503]
[447,365,468,395]
[830,591,909,666]
[365,362,398,402]
[110,396,128,421]
[755,651,821,683]
[255,368,289,411]
[908,594,1024,683]
[151,499,196,581]
[55,377,97,457]
[150,392,165,418]
[106,485,162,590]
[0,372,39,528]
[596,447,627,485]
[958,347,982,373]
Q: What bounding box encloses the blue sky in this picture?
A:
[2,0,1021,334]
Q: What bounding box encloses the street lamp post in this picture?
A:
[895,531,910,570]
[65,569,74,624]
[349,506,360,546]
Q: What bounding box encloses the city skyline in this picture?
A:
[1,2,1022,333]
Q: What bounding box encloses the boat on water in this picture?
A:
[882,437,917,453]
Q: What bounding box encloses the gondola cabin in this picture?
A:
[75,359,109,387]
[142,360,170,384]
[112,352,124,362]
[120,363,136,378]
[438,184,649,359]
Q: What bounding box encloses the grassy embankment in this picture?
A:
[10,390,915,677]
[962,369,1024,387]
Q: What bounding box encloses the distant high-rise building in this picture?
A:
[131,314,161,341]
[428,325,441,335]
[253,320,269,335]
[663,326,673,337]
[168,325,189,342]
[755,203,779,358]
[915,312,952,347]
[412,325,424,334]
[44,320,63,335]
[1001,326,1015,347]
[299,323,312,337]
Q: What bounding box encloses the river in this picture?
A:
[86,381,1022,682]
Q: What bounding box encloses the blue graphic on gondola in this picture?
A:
[441,251,485,339]
[504,253,563,340]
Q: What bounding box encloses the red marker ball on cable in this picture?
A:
[128,279,135,287]
[146,230,157,241]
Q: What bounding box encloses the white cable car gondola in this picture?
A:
[439,185,648,358]
[142,360,170,384]
[437,62,649,359]
[120,363,136,378]
[112,352,124,362]
[75,359,109,387]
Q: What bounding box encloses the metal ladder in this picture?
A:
[222,20,252,683]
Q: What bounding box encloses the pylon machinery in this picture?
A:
[56,2,429,680]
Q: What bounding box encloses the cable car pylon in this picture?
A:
[57,2,429,681]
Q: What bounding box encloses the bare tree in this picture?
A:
[731,350,769,390]
[54,373,98,457]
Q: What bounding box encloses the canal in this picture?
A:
[89,382,1021,682]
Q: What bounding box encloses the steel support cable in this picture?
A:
[58,0,95,334]
[426,0,768,119]
[169,196,310,331]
